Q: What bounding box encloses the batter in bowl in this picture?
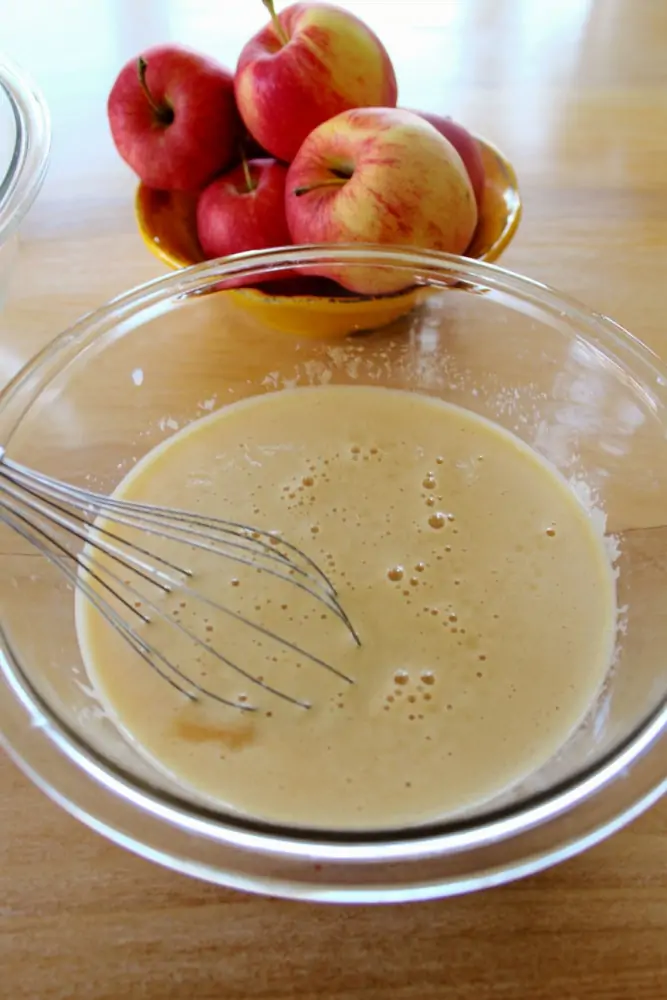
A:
[76,386,617,829]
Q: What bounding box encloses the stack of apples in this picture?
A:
[108,0,485,295]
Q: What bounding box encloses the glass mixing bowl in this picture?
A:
[0,246,665,903]
[0,55,51,309]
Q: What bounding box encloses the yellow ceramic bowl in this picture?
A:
[135,134,521,338]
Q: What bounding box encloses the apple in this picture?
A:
[407,109,486,206]
[285,108,478,295]
[235,1,398,163]
[197,157,291,261]
[108,44,242,191]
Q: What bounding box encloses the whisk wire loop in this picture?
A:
[0,453,359,710]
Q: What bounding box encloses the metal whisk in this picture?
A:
[0,448,359,711]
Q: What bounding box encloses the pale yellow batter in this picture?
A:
[76,386,617,829]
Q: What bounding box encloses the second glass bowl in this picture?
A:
[0,55,51,309]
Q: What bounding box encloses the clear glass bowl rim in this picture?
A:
[0,54,51,247]
[0,244,665,880]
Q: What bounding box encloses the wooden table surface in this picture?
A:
[1,1,666,997]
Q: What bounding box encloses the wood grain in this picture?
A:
[0,2,666,998]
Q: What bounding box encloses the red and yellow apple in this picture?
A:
[235,1,398,163]
[108,44,241,191]
[407,109,486,207]
[285,108,478,294]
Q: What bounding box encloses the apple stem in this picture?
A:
[262,0,289,46]
[240,145,256,193]
[137,57,174,125]
[293,178,349,197]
